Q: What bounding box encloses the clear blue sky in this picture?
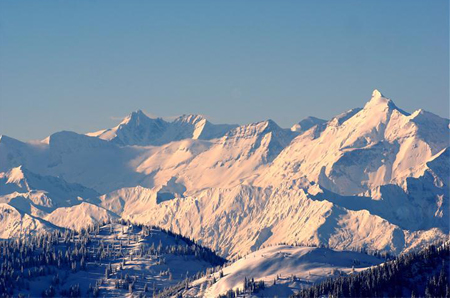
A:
[0,0,448,141]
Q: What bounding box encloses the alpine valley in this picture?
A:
[0,90,448,297]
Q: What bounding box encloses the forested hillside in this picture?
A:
[293,241,449,298]
[0,220,225,298]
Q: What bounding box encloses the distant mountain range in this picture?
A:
[0,90,448,258]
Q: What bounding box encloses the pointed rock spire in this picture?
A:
[372,89,384,99]
[364,89,392,109]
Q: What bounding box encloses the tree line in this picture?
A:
[292,241,449,298]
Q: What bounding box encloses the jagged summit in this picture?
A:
[130,109,149,117]
[130,109,147,117]
[225,119,285,139]
[372,89,384,98]
[364,89,406,112]
[365,89,391,107]
[173,114,206,124]
[122,112,208,127]
[120,109,163,126]
[118,110,143,125]
[87,110,237,146]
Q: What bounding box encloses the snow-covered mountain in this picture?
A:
[291,116,327,133]
[0,203,61,238]
[0,90,448,260]
[87,110,238,146]
[186,245,384,297]
[256,90,449,194]
[0,166,98,206]
[133,119,297,191]
[44,202,119,230]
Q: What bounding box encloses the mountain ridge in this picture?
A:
[0,90,448,259]
[86,110,239,146]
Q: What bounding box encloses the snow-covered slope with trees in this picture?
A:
[186,245,385,297]
[0,90,448,260]
[0,221,226,297]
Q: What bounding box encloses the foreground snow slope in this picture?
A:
[186,245,384,297]
[0,90,448,258]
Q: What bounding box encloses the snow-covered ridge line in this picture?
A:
[86,110,239,146]
[0,89,448,259]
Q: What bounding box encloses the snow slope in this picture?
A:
[186,245,384,297]
[0,131,149,193]
[44,202,119,230]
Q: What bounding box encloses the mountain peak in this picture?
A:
[363,90,410,116]
[372,89,384,98]
[173,114,206,125]
[291,116,327,133]
[132,109,147,117]
[367,89,389,105]
[0,135,24,146]
[364,89,397,110]
[121,109,152,125]
[6,166,26,184]
[261,119,285,133]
